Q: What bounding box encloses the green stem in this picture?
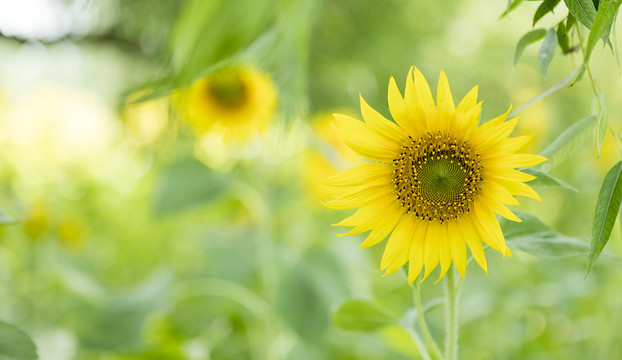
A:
[575,23,622,155]
[444,269,459,360]
[403,326,432,360]
[412,281,444,360]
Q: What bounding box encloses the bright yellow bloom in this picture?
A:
[324,68,546,282]
[185,66,277,143]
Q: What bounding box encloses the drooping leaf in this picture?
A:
[596,94,608,156]
[538,28,559,79]
[567,13,577,28]
[514,29,547,65]
[588,161,622,274]
[153,157,229,216]
[333,299,397,332]
[502,0,524,18]
[502,213,592,258]
[584,0,622,63]
[509,65,582,117]
[534,0,562,26]
[539,115,596,172]
[502,213,552,238]
[563,0,597,28]
[557,22,572,53]
[0,321,38,360]
[522,168,578,192]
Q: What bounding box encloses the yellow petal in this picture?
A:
[436,70,455,112]
[412,67,435,112]
[324,185,393,210]
[497,180,542,202]
[422,221,440,281]
[359,203,404,248]
[471,202,508,255]
[480,180,520,206]
[478,192,522,223]
[459,217,488,273]
[360,94,407,142]
[381,217,408,270]
[324,162,392,187]
[408,219,426,283]
[447,221,467,277]
[435,223,452,283]
[333,114,401,162]
[387,76,422,137]
[473,117,520,153]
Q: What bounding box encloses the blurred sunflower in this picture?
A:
[185,66,277,143]
[324,67,546,282]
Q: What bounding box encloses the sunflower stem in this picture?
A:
[411,281,444,360]
[444,268,459,360]
[403,326,432,360]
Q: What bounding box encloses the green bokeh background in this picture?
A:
[0,0,621,359]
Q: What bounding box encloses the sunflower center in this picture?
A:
[392,132,482,223]
[206,70,248,108]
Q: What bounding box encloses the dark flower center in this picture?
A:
[392,132,482,223]
[206,70,248,109]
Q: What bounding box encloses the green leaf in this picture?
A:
[502,213,551,238]
[514,29,547,65]
[333,299,397,332]
[521,168,578,192]
[153,158,229,216]
[539,115,596,172]
[596,94,608,156]
[503,213,592,258]
[0,321,38,360]
[567,13,577,28]
[557,22,571,53]
[507,233,593,258]
[509,65,582,117]
[534,0,562,26]
[588,161,622,274]
[538,28,559,79]
[584,0,622,63]
[563,0,597,28]
[502,0,524,18]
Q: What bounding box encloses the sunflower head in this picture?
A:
[324,67,546,283]
[185,66,277,143]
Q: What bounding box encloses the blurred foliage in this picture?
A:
[0,0,621,359]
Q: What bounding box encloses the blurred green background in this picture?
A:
[0,0,621,359]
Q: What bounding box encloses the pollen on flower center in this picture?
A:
[392,131,482,223]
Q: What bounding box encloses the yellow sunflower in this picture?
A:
[185,66,277,143]
[324,67,546,282]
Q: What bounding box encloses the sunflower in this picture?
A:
[324,68,546,282]
[185,66,277,143]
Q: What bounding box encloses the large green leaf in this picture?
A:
[153,158,229,216]
[563,0,597,28]
[557,21,572,54]
[588,161,622,274]
[539,115,596,172]
[0,321,37,360]
[522,168,578,192]
[514,29,547,65]
[584,0,622,63]
[534,0,562,26]
[333,299,397,332]
[538,28,559,79]
[502,213,591,258]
